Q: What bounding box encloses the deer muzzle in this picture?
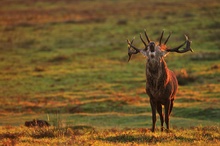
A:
[150,46,154,52]
[149,42,155,52]
[150,46,155,52]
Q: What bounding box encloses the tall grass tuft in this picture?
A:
[174,69,196,85]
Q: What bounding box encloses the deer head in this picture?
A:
[127,30,193,62]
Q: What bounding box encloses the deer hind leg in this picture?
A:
[150,99,157,132]
[157,103,164,131]
[169,100,174,116]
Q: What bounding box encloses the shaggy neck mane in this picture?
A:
[146,58,170,91]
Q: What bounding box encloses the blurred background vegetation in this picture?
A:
[0,0,219,128]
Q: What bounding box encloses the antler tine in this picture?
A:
[166,35,193,53]
[127,39,140,53]
[159,30,164,46]
[127,37,135,52]
[127,39,133,62]
[144,29,150,43]
[130,37,135,45]
[184,35,193,52]
[164,31,172,45]
[140,33,147,48]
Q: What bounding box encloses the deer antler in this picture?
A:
[127,31,193,62]
[164,32,172,45]
[144,29,151,43]
[159,31,164,46]
[127,38,140,62]
[127,30,151,62]
[166,35,193,53]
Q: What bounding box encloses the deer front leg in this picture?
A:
[157,103,164,132]
[165,100,171,132]
[150,99,157,132]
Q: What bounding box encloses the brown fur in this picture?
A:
[146,58,178,132]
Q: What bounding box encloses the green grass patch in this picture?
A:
[0,0,220,145]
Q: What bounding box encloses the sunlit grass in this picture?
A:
[0,0,219,145]
[0,126,219,145]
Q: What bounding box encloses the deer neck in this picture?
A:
[146,58,168,74]
[146,58,169,90]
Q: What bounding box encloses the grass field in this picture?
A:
[0,0,219,145]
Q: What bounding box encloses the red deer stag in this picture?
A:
[127,30,193,132]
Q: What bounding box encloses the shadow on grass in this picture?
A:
[99,133,195,144]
